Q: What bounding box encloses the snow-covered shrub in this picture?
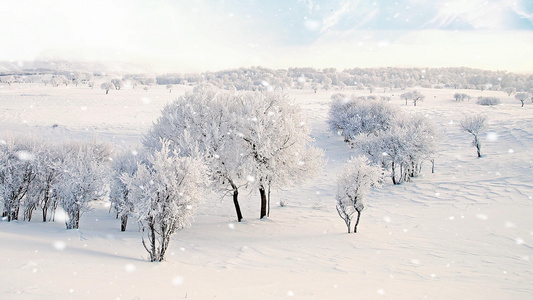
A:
[328,94,398,144]
[336,156,382,233]
[476,97,501,106]
[460,114,488,158]
[110,150,143,231]
[0,135,40,221]
[56,140,111,229]
[122,141,207,262]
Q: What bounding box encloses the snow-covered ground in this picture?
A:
[1,83,532,299]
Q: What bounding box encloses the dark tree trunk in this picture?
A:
[121,214,128,231]
[259,186,267,219]
[230,182,243,222]
[267,185,271,217]
[353,209,362,233]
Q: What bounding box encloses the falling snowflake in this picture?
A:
[16,150,34,161]
[246,175,255,182]
[476,214,488,220]
[53,241,66,251]
[486,132,498,141]
[124,264,136,273]
[171,276,184,287]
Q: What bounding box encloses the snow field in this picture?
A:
[1,83,532,299]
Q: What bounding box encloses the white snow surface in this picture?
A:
[1,84,532,299]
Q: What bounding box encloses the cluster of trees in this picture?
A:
[329,93,439,232]
[1,86,323,261]
[154,67,533,93]
[141,85,323,221]
[0,136,111,228]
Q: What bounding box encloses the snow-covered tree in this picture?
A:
[111,79,123,90]
[0,135,40,221]
[166,84,173,93]
[400,90,425,106]
[110,150,142,231]
[460,114,488,158]
[234,91,324,218]
[454,93,471,102]
[55,141,111,229]
[143,85,249,222]
[515,92,531,107]
[503,87,516,96]
[101,82,115,94]
[357,113,438,184]
[122,141,207,262]
[336,156,382,233]
[328,94,398,144]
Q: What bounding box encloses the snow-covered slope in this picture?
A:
[1,84,532,299]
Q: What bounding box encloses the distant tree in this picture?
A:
[514,92,531,107]
[411,90,425,106]
[101,82,115,94]
[50,77,63,87]
[460,114,487,158]
[111,79,123,90]
[454,93,471,101]
[503,87,516,96]
[336,156,382,233]
[400,91,412,105]
[4,76,16,86]
[166,84,173,93]
[122,141,207,262]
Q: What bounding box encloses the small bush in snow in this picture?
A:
[336,156,382,233]
[476,97,501,106]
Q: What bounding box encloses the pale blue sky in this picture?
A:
[2,0,533,72]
